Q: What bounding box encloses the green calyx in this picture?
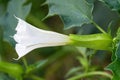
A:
[69,33,113,50]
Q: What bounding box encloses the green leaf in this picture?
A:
[99,0,120,12]
[0,0,31,45]
[106,42,120,80]
[46,0,94,29]
[111,27,120,61]
[105,27,120,80]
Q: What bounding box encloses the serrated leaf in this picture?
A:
[46,0,94,29]
[99,0,120,12]
[106,42,120,80]
[0,0,31,45]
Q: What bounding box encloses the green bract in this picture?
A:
[69,33,112,50]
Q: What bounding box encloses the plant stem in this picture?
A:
[22,57,28,69]
[88,50,97,64]
[68,71,112,80]
[92,21,107,34]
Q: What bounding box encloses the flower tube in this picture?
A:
[13,17,70,60]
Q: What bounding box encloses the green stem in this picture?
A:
[92,21,107,34]
[82,55,89,72]
[88,50,97,64]
[76,47,90,72]
[68,71,112,80]
[22,57,28,69]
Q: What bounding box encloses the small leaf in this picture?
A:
[46,0,94,29]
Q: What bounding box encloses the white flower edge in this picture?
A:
[13,17,70,60]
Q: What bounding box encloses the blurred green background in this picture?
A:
[0,0,120,80]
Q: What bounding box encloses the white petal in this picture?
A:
[13,17,70,59]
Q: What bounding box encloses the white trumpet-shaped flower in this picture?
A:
[13,17,70,60]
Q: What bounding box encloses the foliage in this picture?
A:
[46,0,93,29]
[99,0,120,12]
[106,28,120,80]
[0,0,120,80]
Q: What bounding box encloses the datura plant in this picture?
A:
[14,17,113,60]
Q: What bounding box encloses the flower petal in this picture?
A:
[14,17,70,59]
